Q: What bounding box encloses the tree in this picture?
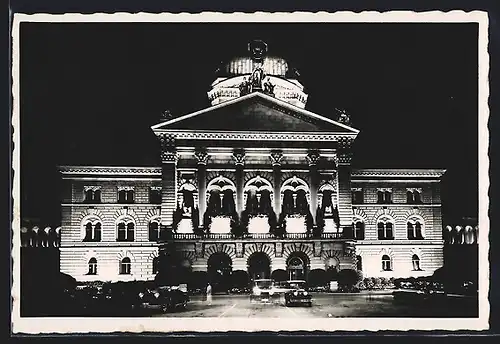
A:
[308,269,327,287]
[271,269,287,282]
[337,269,360,292]
[231,270,250,288]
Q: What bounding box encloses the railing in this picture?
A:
[168,232,348,241]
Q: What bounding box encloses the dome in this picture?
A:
[208,40,308,108]
[217,40,298,78]
[221,55,290,78]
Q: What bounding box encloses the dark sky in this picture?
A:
[19,22,479,225]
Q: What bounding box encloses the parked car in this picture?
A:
[139,286,190,313]
[250,279,280,303]
[284,280,312,307]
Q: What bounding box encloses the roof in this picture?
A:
[152,92,359,135]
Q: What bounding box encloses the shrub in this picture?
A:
[337,269,360,292]
[356,281,366,290]
[308,269,327,287]
[271,269,288,283]
[364,277,374,290]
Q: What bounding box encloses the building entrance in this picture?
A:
[247,252,271,281]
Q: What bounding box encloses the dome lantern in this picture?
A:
[208,40,308,108]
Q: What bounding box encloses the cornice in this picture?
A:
[155,130,357,142]
[352,169,446,178]
[59,166,162,175]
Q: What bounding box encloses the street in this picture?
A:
[150,292,478,318]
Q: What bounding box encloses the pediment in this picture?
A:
[152,92,359,134]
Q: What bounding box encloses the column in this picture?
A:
[270,150,283,214]
[232,149,246,214]
[195,149,209,227]
[307,151,320,223]
[159,134,178,227]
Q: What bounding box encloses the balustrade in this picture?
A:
[168,231,347,241]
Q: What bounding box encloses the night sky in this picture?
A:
[19,22,479,226]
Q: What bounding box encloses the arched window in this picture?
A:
[353,219,365,240]
[377,217,394,240]
[412,254,421,271]
[118,190,127,203]
[356,255,362,271]
[377,189,392,204]
[118,188,134,203]
[120,257,131,275]
[84,222,93,241]
[117,219,135,242]
[126,190,135,203]
[94,222,102,241]
[149,220,161,241]
[126,223,135,241]
[280,176,310,216]
[407,217,425,239]
[382,255,392,271]
[94,189,101,203]
[153,256,160,274]
[83,220,102,242]
[117,222,126,241]
[244,175,273,215]
[414,191,421,203]
[407,189,422,204]
[84,189,94,203]
[88,257,97,275]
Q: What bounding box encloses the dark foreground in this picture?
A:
[22,292,479,318]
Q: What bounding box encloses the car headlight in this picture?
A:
[293,291,298,296]
[154,292,160,298]
[303,291,308,296]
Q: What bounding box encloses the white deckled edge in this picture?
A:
[11,10,490,334]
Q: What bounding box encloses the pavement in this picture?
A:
[150,292,478,318]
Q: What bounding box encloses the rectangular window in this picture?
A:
[351,189,363,204]
[118,188,134,203]
[377,189,392,204]
[118,190,127,203]
[149,188,162,204]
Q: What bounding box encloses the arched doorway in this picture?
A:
[207,252,233,293]
[286,253,309,281]
[247,252,271,280]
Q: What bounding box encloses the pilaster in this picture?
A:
[232,149,246,214]
[307,151,320,224]
[270,150,283,214]
[195,149,209,227]
[159,134,178,226]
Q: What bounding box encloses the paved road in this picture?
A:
[150,292,478,318]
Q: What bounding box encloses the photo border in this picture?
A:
[10,10,490,334]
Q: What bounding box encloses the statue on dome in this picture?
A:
[248,39,268,62]
[239,77,251,96]
[251,66,265,91]
[263,77,275,96]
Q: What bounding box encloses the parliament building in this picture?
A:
[59,40,446,287]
